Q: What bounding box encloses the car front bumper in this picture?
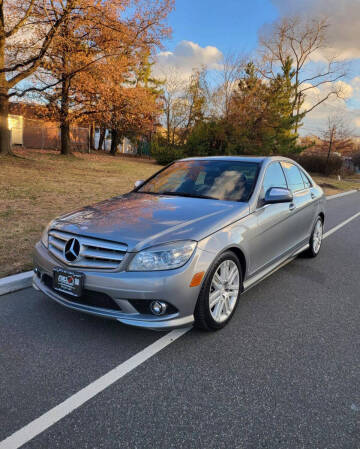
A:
[33,241,214,330]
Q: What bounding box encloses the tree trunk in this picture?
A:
[98,127,106,150]
[60,76,71,155]
[61,121,71,155]
[0,35,10,155]
[0,92,10,155]
[89,122,95,150]
[325,129,334,176]
[166,108,170,144]
[110,129,120,155]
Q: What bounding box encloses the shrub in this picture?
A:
[150,138,184,165]
[296,153,343,175]
[351,151,360,168]
[185,121,231,157]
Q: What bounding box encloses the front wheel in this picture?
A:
[194,251,242,331]
[304,216,323,258]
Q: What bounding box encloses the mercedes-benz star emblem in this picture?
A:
[64,238,80,262]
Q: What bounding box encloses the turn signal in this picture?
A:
[190,271,205,287]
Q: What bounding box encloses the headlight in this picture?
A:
[128,241,197,271]
[41,222,52,248]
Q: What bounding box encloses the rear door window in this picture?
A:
[300,170,312,189]
[281,162,305,192]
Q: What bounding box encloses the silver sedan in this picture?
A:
[33,156,325,331]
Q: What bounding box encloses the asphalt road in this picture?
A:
[1,192,360,449]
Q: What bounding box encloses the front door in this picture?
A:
[250,162,294,275]
[280,161,317,248]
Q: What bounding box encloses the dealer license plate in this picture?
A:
[53,268,84,297]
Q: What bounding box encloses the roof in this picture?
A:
[178,156,299,164]
[180,156,269,163]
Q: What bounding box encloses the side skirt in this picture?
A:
[243,243,309,292]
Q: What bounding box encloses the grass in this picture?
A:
[0,148,160,277]
[1,149,359,277]
[312,174,360,196]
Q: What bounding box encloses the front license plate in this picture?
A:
[53,268,84,297]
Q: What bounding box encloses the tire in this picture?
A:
[303,216,323,258]
[194,251,243,331]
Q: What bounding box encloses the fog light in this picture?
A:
[150,301,167,316]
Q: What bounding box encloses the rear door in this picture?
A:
[250,162,294,275]
[280,161,316,248]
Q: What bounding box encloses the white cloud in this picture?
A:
[262,0,360,133]
[301,79,360,135]
[336,80,354,99]
[270,0,360,61]
[154,40,223,80]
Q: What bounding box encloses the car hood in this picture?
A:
[50,193,250,251]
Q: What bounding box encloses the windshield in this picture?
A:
[137,160,260,202]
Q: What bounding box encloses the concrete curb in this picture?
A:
[326,190,358,200]
[0,271,33,296]
[0,190,359,297]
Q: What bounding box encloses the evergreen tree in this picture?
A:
[228,59,303,155]
[266,57,304,154]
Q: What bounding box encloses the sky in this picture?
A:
[155,0,360,136]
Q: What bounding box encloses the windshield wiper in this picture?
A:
[159,191,219,200]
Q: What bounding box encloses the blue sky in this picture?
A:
[156,0,360,135]
[166,0,278,54]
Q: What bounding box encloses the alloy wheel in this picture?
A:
[313,219,323,254]
[209,259,240,323]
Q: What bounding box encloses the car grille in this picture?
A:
[48,229,127,270]
[42,274,121,311]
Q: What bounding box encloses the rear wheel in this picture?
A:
[304,216,323,258]
[194,251,242,331]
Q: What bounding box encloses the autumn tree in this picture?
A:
[159,66,208,145]
[29,0,172,155]
[108,50,164,154]
[70,46,164,156]
[258,16,347,133]
[0,0,75,154]
[180,67,208,143]
[160,66,188,145]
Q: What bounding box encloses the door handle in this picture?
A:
[311,192,316,199]
[289,203,295,211]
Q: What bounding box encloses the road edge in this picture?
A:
[0,270,33,296]
[0,189,358,296]
[326,189,358,200]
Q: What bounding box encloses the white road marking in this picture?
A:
[1,211,360,449]
[323,211,360,239]
[0,327,191,449]
[326,190,358,200]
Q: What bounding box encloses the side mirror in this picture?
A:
[264,187,293,204]
[134,180,144,189]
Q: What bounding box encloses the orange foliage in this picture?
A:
[27,0,173,153]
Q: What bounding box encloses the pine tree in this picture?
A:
[266,57,303,154]
[228,59,303,155]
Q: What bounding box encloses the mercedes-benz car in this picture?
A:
[33,156,325,331]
